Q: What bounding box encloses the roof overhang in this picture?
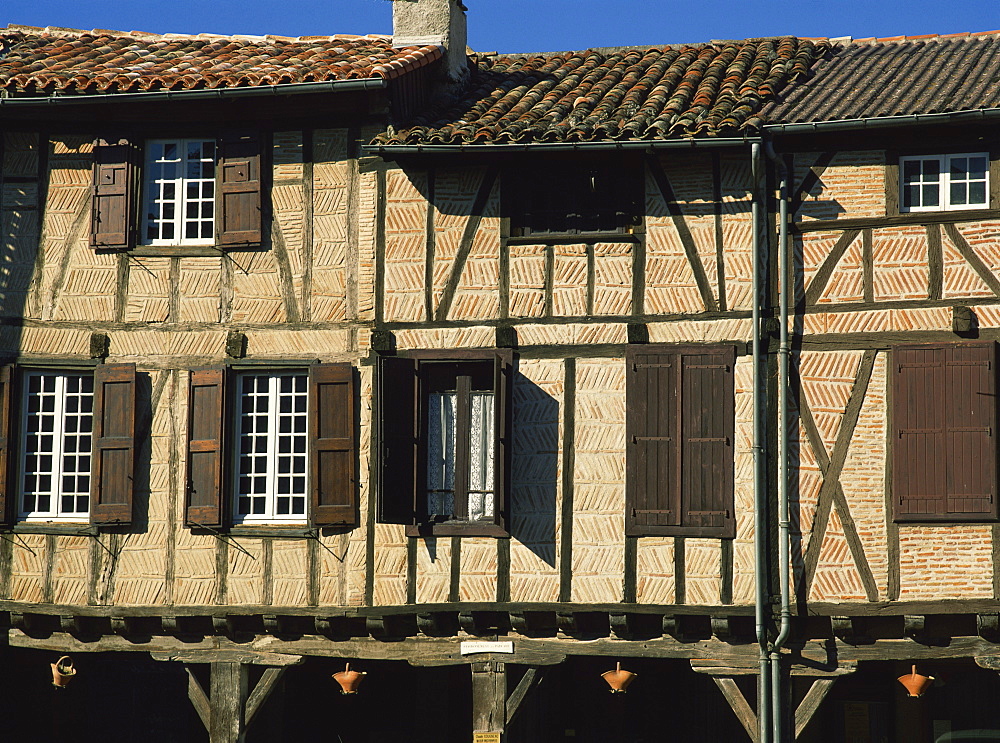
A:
[764,106,1000,134]
[366,137,761,155]
[0,76,387,108]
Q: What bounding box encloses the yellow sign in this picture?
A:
[473,734,501,743]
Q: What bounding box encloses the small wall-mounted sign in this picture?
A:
[461,641,515,655]
[473,733,501,743]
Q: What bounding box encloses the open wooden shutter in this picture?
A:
[91,363,136,524]
[378,356,418,525]
[894,347,948,518]
[91,138,135,250]
[0,365,13,526]
[217,132,262,246]
[626,346,679,535]
[679,346,735,537]
[944,343,996,519]
[186,367,227,527]
[309,363,357,527]
[492,350,514,530]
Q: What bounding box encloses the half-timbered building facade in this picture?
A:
[4,3,1000,741]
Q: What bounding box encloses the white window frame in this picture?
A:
[231,371,309,525]
[899,152,990,213]
[141,138,217,246]
[18,371,94,523]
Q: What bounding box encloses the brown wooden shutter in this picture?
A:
[944,343,996,519]
[0,365,13,526]
[91,363,136,524]
[679,346,735,537]
[378,356,418,525]
[894,347,949,518]
[492,350,514,530]
[186,367,227,527]
[91,138,135,250]
[626,346,679,536]
[217,132,262,246]
[309,363,357,527]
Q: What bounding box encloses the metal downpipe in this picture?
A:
[751,141,772,743]
[766,142,793,743]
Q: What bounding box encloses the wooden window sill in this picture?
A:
[406,522,509,538]
[9,523,99,536]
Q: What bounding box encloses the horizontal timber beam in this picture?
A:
[9,631,1000,665]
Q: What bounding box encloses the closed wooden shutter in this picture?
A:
[91,138,135,250]
[894,347,948,517]
[217,132,262,246]
[186,368,226,527]
[378,356,418,525]
[0,365,12,526]
[680,347,735,536]
[626,346,679,535]
[896,344,997,520]
[492,350,514,530]
[91,363,136,524]
[309,363,357,527]
[945,343,996,518]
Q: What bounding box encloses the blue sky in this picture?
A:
[3,0,1000,52]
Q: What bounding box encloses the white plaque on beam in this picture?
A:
[460,640,514,655]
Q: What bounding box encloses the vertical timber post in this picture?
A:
[471,661,506,739]
[210,662,249,743]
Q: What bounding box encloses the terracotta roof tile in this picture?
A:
[377,37,829,144]
[767,32,1000,124]
[0,24,442,94]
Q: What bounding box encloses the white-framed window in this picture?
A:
[233,372,308,524]
[19,372,94,522]
[900,153,989,212]
[142,139,216,245]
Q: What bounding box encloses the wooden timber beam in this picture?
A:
[712,677,758,743]
[700,660,853,741]
[210,662,249,743]
[186,666,211,732]
[691,659,857,677]
[506,667,545,727]
[472,661,506,738]
[245,667,287,726]
[151,650,303,666]
[14,630,1000,666]
[794,678,839,739]
[183,662,289,743]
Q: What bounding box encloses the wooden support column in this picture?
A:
[178,656,297,743]
[471,661,506,738]
[210,662,249,743]
[693,658,855,741]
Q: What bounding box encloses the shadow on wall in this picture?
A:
[508,369,559,568]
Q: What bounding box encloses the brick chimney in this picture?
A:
[393,0,469,84]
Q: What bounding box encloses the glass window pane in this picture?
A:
[923,185,939,206]
[951,182,967,205]
[970,181,987,205]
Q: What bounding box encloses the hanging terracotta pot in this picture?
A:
[333,663,367,695]
[51,656,76,688]
[898,665,934,697]
[601,662,637,693]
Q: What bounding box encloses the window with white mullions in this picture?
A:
[19,372,94,521]
[424,364,496,522]
[143,139,216,244]
[900,153,989,212]
[234,373,308,523]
